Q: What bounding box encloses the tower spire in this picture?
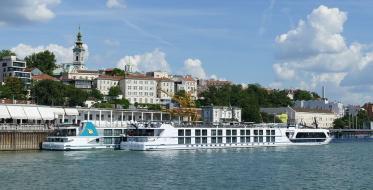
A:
[73,26,86,70]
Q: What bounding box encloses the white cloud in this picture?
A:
[116,49,170,72]
[106,0,126,9]
[182,58,207,79]
[0,0,60,25]
[11,43,89,64]
[103,39,120,47]
[272,5,373,104]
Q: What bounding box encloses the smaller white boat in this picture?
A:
[42,122,123,150]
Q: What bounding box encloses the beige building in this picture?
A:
[94,75,123,95]
[156,78,175,104]
[173,75,198,100]
[119,74,159,104]
[146,71,170,79]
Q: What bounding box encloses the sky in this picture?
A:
[1,0,373,105]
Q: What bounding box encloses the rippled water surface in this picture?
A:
[0,143,372,190]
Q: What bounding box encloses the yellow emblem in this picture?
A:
[88,129,94,134]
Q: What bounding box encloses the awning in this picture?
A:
[7,105,28,119]
[0,105,11,118]
[37,107,55,120]
[64,108,79,116]
[51,108,65,118]
[23,106,42,120]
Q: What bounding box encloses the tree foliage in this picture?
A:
[108,86,121,97]
[0,77,27,99]
[25,50,57,75]
[0,49,16,59]
[333,110,370,129]
[198,84,293,122]
[31,80,88,106]
[293,90,320,101]
[110,68,126,76]
[89,89,104,100]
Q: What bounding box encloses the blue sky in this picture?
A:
[2,0,373,104]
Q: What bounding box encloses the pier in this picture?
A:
[330,129,373,142]
[0,125,52,150]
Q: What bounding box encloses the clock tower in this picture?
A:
[73,27,86,70]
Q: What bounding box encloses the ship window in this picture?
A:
[114,137,121,144]
[246,137,250,142]
[266,136,270,142]
[211,137,216,143]
[114,129,122,136]
[178,130,184,136]
[211,130,217,136]
[271,136,275,142]
[226,137,231,143]
[218,130,222,136]
[185,137,191,144]
[232,137,237,143]
[185,130,191,136]
[271,130,275,136]
[84,114,88,120]
[195,129,201,136]
[232,130,237,136]
[246,130,250,136]
[240,137,245,143]
[259,137,263,142]
[254,137,258,142]
[202,130,207,136]
[104,138,112,144]
[226,130,231,136]
[218,137,223,143]
[295,132,326,138]
[266,130,270,136]
[240,130,245,136]
[259,130,263,136]
[178,137,184,144]
[195,137,201,144]
[202,137,207,144]
[104,129,112,136]
[254,130,258,135]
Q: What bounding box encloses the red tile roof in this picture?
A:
[97,75,124,81]
[32,74,59,81]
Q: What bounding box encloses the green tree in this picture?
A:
[32,80,89,106]
[110,98,130,109]
[32,80,65,105]
[111,68,126,76]
[0,77,27,99]
[333,118,347,129]
[64,85,89,107]
[108,86,121,97]
[89,89,103,100]
[25,50,57,75]
[0,49,16,59]
[293,90,319,101]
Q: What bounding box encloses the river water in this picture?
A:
[0,143,372,190]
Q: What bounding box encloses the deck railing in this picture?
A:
[0,124,53,131]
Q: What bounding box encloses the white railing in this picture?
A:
[0,124,52,131]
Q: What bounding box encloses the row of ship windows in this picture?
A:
[178,129,276,137]
[178,136,276,144]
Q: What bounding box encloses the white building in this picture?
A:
[260,107,337,128]
[173,75,198,100]
[294,99,344,117]
[61,70,99,89]
[119,74,159,104]
[0,56,31,86]
[156,78,175,105]
[202,106,242,124]
[93,75,124,95]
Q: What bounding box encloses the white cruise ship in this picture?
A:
[120,123,332,151]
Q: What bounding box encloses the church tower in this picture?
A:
[73,27,86,70]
